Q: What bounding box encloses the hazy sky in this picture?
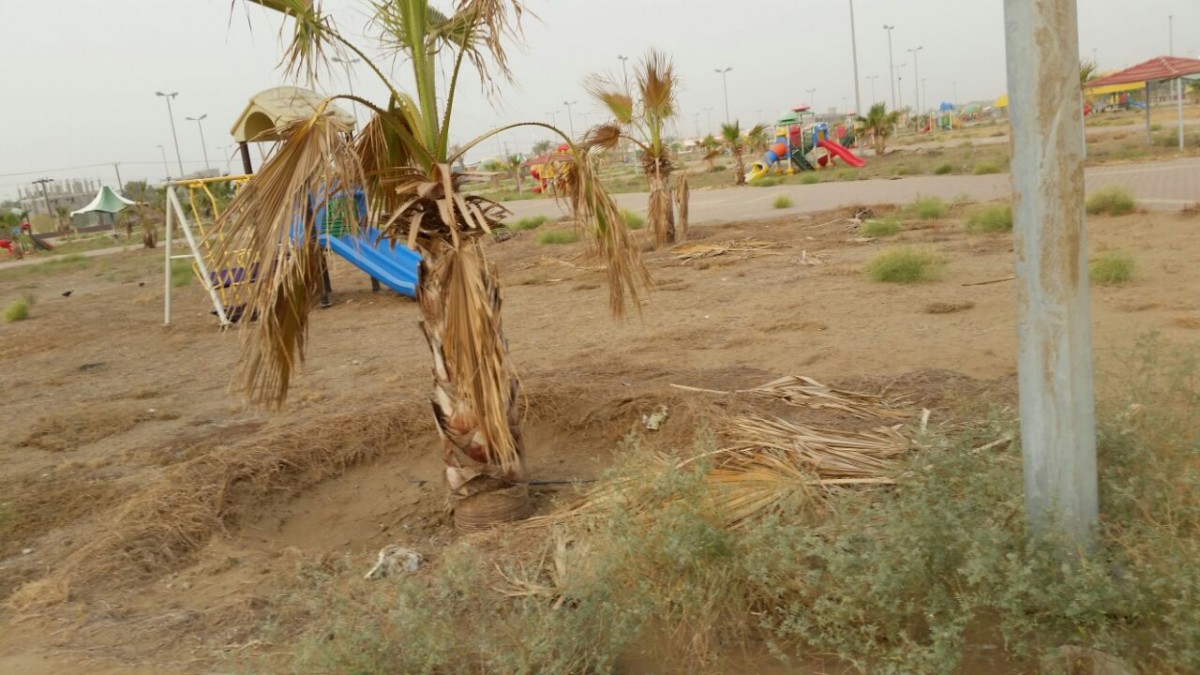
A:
[2,0,1197,201]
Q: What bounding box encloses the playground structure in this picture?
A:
[1,220,54,259]
[747,111,865,183]
[527,144,573,194]
[163,86,422,327]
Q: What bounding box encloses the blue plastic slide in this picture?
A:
[318,228,420,297]
[308,191,421,298]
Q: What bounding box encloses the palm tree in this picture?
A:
[586,49,682,248]
[504,154,524,193]
[856,102,902,156]
[699,133,720,172]
[1079,58,1099,87]
[746,124,772,154]
[531,139,553,155]
[720,121,765,186]
[229,0,649,527]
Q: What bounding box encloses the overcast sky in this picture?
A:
[2,0,1197,201]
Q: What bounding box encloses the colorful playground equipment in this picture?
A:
[163,177,421,327]
[528,144,572,194]
[746,111,865,182]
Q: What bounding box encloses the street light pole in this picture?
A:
[806,88,817,115]
[895,64,906,109]
[155,91,185,177]
[618,54,630,90]
[866,75,879,105]
[156,145,170,180]
[112,163,125,194]
[1003,0,1098,556]
[715,67,733,124]
[32,177,55,223]
[907,47,924,114]
[186,114,211,173]
[1168,14,1173,56]
[884,25,897,110]
[703,107,714,135]
[562,100,578,137]
[848,0,862,116]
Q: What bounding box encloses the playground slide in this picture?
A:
[817,139,866,168]
[320,228,421,298]
[747,142,790,182]
[28,233,54,251]
[1127,98,1147,110]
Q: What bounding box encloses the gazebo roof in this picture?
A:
[70,186,138,216]
[229,86,356,143]
[1085,56,1200,88]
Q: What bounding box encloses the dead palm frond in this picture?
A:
[214,108,361,407]
[670,374,909,419]
[715,415,910,479]
[671,239,782,263]
[239,0,332,83]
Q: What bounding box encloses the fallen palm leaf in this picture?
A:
[714,415,909,480]
[670,374,909,419]
[672,238,783,263]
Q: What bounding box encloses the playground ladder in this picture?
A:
[163,185,231,326]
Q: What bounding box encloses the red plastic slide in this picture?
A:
[817,139,866,168]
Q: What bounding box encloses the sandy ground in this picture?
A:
[1,198,1198,672]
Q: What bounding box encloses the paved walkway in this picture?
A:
[504,156,1200,226]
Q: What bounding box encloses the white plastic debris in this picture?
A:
[364,545,423,580]
[642,405,670,431]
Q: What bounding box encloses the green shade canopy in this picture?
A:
[70,186,139,216]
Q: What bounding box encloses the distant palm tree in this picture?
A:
[1079,58,1099,87]
[532,139,553,155]
[856,103,902,156]
[231,0,649,524]
[504,154,524,193]
[587,49,683,248]
[720,121,765,186]
[746,124,772,154]
[700,133,720,171]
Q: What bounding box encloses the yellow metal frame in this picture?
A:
[175,175,258,314]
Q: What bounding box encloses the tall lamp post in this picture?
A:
[806,88,817,114]
[185,114,212,173]
[156,144,170,180]
[617,54,631,90]
[562,100,578,138]
[907,46,924,114]
[866,75,879,104]
[848,0,862,116]
[155,91,185,177]
[714,66,733,124]
[883,25,897,109]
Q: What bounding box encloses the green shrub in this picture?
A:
[773,195,794,209]
[1086,186,1136,215]
[621,210,645,230]
[752,177,781,187]
[934,163,954,175]
[5,297,31,322]
[511,215,548,231]
[800,173,820,185]
[837,169,859,181]
[1089,251,1134,285]
[972,161,1002,175]
[861,218,902,237]
[910,196,948,220]
[966,203,1014,233]
[536,229,580,245]
[867,247,943,283]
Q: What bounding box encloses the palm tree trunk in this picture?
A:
[647,170,675,248]
[416,240,531,529]
[733,147,746,185]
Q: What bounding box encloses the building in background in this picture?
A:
[17,179,99,219]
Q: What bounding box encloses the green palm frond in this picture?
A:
[239,0,333,82]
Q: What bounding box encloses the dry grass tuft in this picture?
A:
[20,403,166,452]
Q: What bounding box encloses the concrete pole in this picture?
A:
[849,0,862,116]
[884,25,897,110]
[113,163,125,194]
[1003,0,1099,553]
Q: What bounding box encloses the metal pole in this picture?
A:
[164,184,174,325]
[1003,0,1099,553]
[157,145,170,179]
[157,92,185,177]
[849,0,862,116]
[908,47,923,113]
[563,101,577,138]
[113,163,125,194]
[867,75,878,104]
[1145,82,1152,146]
[715,68,733,124]
[884,25,897,110]
[188,115,212,173]
[1178,77,1185,150]
[33,178,54,221]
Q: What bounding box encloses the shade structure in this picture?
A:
[1084,56,1200,88]
[229,86,356,143]
[1086,56,1200,149]
[70,186,138,217]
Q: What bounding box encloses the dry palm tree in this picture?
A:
[720,121,765,186]
[227,0,649,527]
[746,123,772,154]
[699,133,720,172]
[855,102,902,156]
[586,49,682,248]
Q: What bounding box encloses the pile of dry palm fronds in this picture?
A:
[671,238,784,264]
[672,374,910,419]
[522,374,915,530]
